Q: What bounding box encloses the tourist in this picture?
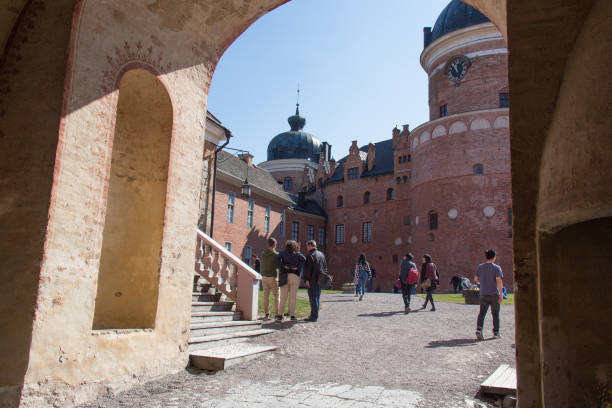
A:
[474,249,504,340]
[450,275,462,293]
[420,254,439,311]
[251,254,261,273]
[303,240,328,322]
[353,253,372,301]
[277,240,306,322]
[399,253,419,313]
[260,238,279,321]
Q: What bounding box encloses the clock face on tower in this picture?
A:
[446,55,471,82]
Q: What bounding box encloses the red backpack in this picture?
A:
[407,265,420,284]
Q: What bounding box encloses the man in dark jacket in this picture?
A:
[260,238,279,320]
[303,240,327,322]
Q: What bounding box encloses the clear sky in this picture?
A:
[207,0,450,164]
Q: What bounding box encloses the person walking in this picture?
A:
[420,254,439,311]
[399,253,419,313]
[260,238,279,321]
[353,253,372,301]
[303,240,327,322]
[277,240,306,322]
[474,249,504,339]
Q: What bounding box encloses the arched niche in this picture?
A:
[92,69,172,330]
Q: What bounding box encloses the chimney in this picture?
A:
[320,142,332,162]
[402,124,410,134]
[238,153,253,166]
[423,27,432,48]
[367,143,376,171]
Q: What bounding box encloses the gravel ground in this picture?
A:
[80,292,515,407]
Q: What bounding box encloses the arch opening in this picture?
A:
[92,69,172,330]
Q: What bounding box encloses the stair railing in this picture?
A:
[195,229,261,320]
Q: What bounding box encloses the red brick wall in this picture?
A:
[212,180,287,263]
[284,210,327,253]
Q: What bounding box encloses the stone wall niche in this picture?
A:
[92,69,172,330]
[538,218,612,407]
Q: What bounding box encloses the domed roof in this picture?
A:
[430,0,490,44]
[267,106,322,162]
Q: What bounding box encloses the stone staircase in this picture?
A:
[188,275,277,371]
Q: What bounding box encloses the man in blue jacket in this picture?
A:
[303,240,327,322]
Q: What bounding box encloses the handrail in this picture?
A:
[196,229,262,280]
[194,229,261,320]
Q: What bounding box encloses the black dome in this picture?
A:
[267,107,321,162]
[428,0,490,45]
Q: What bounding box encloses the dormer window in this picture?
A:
[348,167,359,180]
[337,195,344,208]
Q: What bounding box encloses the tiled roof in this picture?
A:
[216,150,292,202]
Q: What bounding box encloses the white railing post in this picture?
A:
[195,229,261,320]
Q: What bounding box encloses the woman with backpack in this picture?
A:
[399,253,419,313]
[353,253,372,301]
[420,254,439,311]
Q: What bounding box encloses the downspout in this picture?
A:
[209,127,232,239]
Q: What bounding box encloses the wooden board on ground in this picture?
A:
[480,364,517,396]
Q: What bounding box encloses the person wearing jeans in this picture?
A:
[353,253,372,301]
[303,240,327,322]
[399,253,418,313]
[474,248,504,339]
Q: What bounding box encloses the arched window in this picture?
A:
[386,188,394,200]
[283,177,293,191]
[473,164,484,175]
[429,211,438,230]
[337,195,343,208]
[363,191,370,204]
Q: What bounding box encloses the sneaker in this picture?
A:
[263,314,270,321]
[275,315,283,322]
[404,306,410,314]
[430,307,436,312]
[493,333,502,339]
[420,305,427,310]
[475,331,484,340]
[304,316,317,322]
[290,316,297,321]
[359,294,363,301]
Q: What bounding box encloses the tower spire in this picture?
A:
[296,84,300,115]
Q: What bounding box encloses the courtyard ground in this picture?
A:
[80,292,516,407]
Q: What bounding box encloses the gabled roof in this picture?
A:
[216,150,293,204]
[325,139,395,184]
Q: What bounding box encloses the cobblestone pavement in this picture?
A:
[81,292,516,407]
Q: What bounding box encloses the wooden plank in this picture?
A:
[480,364,517,396]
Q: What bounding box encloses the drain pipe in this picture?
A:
[209,127,232,239]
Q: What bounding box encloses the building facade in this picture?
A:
[254,0,513,291]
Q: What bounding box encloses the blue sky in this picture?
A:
[207,0,449,163]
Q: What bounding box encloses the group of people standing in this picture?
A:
[398,253,440,313]
[257,237,328,323]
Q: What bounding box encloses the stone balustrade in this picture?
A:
[195,229,261,320]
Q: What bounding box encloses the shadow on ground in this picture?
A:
[357,311,405,318]
[425,338,496,348]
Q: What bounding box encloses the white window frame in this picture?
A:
[264,205,271,233]
[291,221,299,241]
[247,199,254,228]
[335,224,345,244]
[226,192,235,223]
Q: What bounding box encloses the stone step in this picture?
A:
[189,320,263,338]
[193,282,212,293]
[190,344,278,371]
[188,328,276,352]
[191,301,234,312]
[192,292,221,302]
[190,311,242,323]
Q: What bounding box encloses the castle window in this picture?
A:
[307,224,314,241]
[440,104,448,117]
[386,188,394,200]
[508,207,513,226]
[264,205,271,233]
[348,167,359,179]
[407,154,411,162]
[362,222,372,243]
[402,176,408,184]
[335,224,345,244]
[291,221,299,241]
[398,156,402,164]
[429,211,438,230]
[363,191,371,204]
[280,210,285,237]
[283,177,293,191]
[337,195,343,208]
[226,192,235,223]
[473,164,484,175]
[404,216,411,226]
[392,254,399,264]
[247,199,254,228]
[243,245,252,265]
[396,177,401,184]
[318,227,326,246]
[499,92,509,108]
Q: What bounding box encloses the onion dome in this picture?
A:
[267,105,322,162]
